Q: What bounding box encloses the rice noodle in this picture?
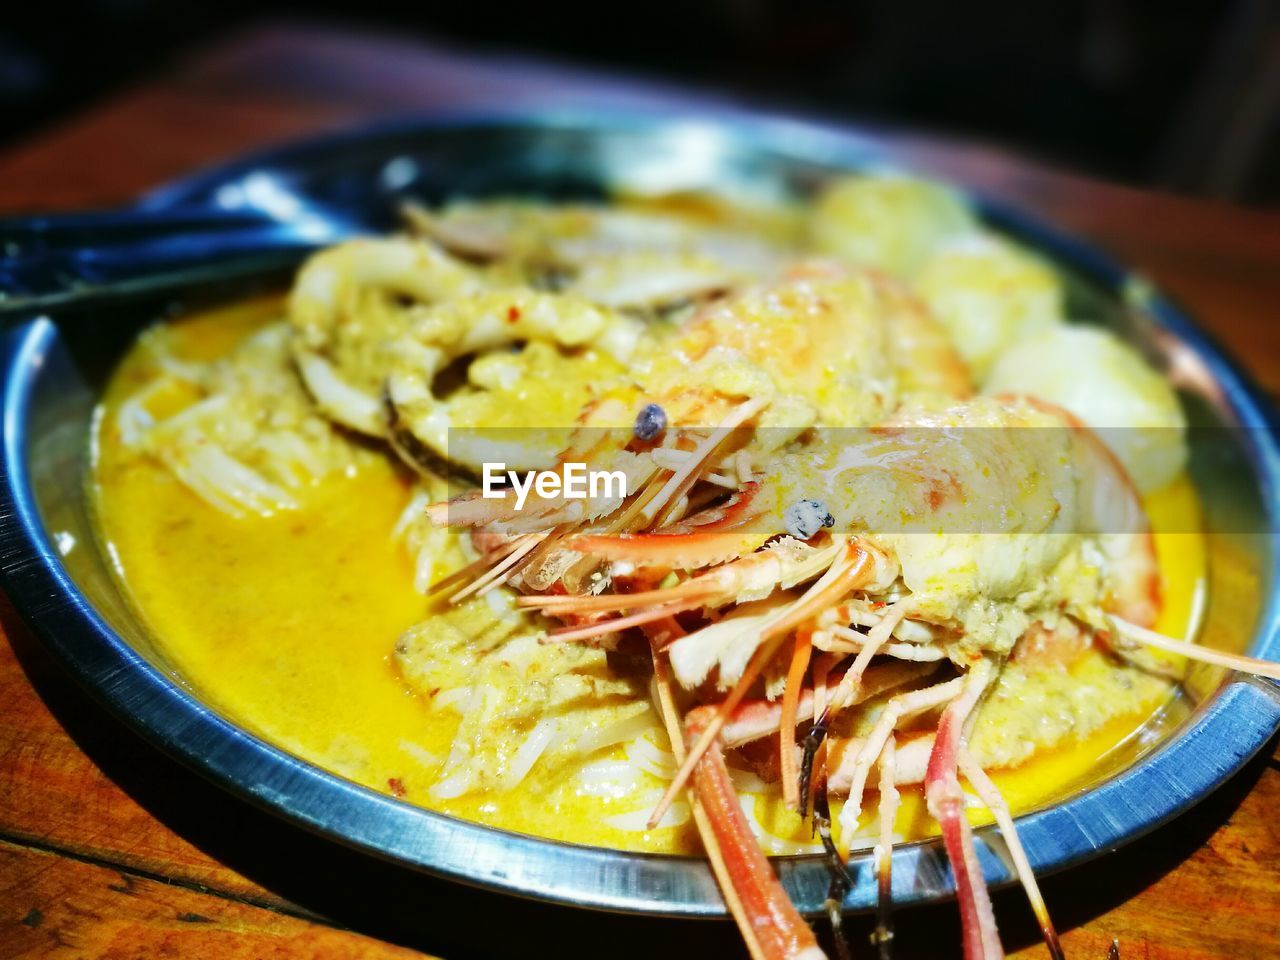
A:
[156,394,232,433]
[267,431,328,484]
[428,729,481,799]
[573,707,657,756]
[399,740,443,769]
[625,734,677,780]
[726,766,770,794]
[604,788,691,830]
[138,326,205,383]
[576,759,646,798]
[735,794,825,854]
[116,380,166,447]
[431,686,475,713]
[413,546,437,596]
[393,488,432,540]
[429,769,475,800]
[160,443,297,517]
[395,484,462,594]
[126,320,374,518]
[503,717,560,790]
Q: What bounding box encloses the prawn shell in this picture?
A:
[1013,394,1161,629]
[572,531,773,571]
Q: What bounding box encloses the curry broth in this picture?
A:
[91,301,1205,853]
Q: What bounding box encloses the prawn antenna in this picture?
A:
[1109,616,1280,681]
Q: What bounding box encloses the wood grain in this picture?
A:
[0,841,421,959]
[1,20,1278,960]
[0,599,292,908]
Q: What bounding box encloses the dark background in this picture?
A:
[2,0,1277,205]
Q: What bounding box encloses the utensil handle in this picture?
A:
[0,207,330,318]
[0,207,280,245]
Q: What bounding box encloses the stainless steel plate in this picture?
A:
[1,110,1278,918]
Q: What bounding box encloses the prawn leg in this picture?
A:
[958,748,1064,960]
[924,659,1002,960]
[800,604,909,817]
[687,709,827,960]
[872,735,899,960]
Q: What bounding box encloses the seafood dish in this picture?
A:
[91,171,1280,960]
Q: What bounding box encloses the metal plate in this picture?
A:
[1,110,1278,918]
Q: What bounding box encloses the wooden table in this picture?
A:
[1,22,1278,960]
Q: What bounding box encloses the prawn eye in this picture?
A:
[634,403,667,442]
[784,499,835,540]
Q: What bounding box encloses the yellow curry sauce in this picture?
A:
[92,300,1205,853]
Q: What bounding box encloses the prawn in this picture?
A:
[429,390,1280,960]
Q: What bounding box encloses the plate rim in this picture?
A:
[2,109,1279,918]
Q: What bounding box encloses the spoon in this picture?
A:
[0,111,800,321]
[0,205,349,318]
